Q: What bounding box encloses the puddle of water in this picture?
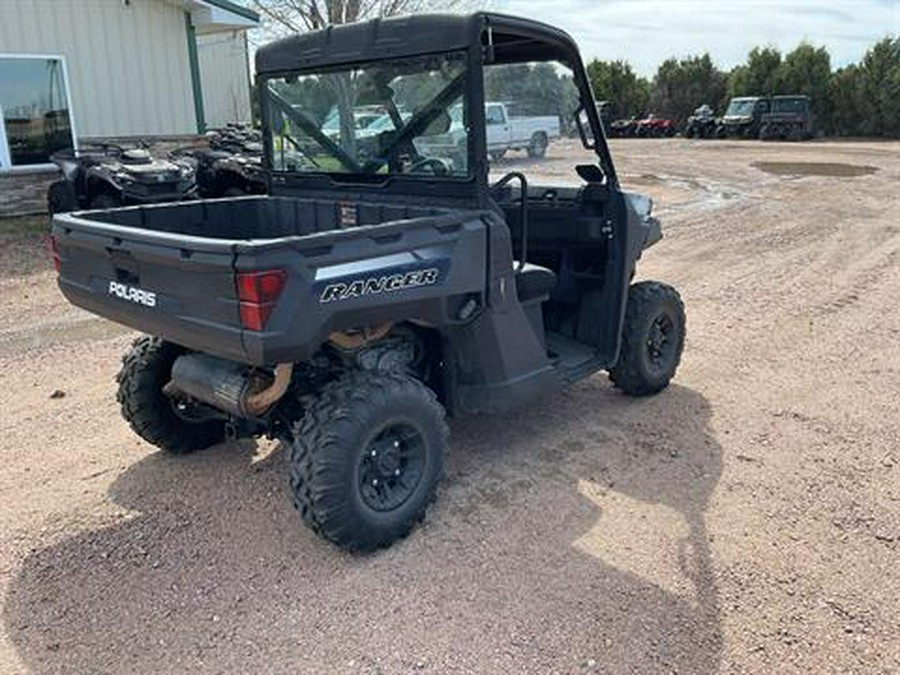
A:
[752,161,878,178]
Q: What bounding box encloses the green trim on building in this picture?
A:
[203,0,260,23]
[184,11,206,134]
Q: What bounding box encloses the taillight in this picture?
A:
[45,235,61,272]
[235,269,286,331]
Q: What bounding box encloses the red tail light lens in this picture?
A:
[235,269,286,331]
[45,235,61,272]
[236,269,286,304]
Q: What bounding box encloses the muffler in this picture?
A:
[165,353,293,418]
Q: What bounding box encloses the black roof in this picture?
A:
[255,12,583,74]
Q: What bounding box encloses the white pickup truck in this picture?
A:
[485,102,560,160]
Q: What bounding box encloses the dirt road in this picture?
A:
[1,138,898,674]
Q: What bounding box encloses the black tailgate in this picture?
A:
[52,212,246,362]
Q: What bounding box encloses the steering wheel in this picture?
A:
[407,157,453,176]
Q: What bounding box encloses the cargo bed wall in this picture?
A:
[86,196,451,241]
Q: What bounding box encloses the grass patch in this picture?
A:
[0,214,52,239]
[0,214,52,279]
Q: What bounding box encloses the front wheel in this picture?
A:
[288,370,448,552]
[608,281,686,396]
[47,179,78,214]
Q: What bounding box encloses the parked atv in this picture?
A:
[173,125,267,198]
[634,114,677,138]
[759,95,814,141]
[683,104,717,139]
[47,143,197,213]
[596,100,614,134]
[51,12,686,552]
[607,117,637,138]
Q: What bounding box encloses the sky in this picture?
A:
[494,0,899,76]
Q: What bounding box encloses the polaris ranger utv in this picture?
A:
[716,96,770,139]
[759,95,814,141]
[51,13,685,551]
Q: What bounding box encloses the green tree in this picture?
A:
[775,42,832,129]
[586,59,651,118]
[650,53,727,121]
[856,37,900,137]
[829,64,863,135]
[728,47,782,98]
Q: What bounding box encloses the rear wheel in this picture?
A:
[116,336,225,454]
[288,370,447,552]
[47,179,77,214]
[609,281,685,396]
[489,149,507,162]
[526,132,548,158]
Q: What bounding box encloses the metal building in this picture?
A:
[0,0,259,214]
[0,0,257,163]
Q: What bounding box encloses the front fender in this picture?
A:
[624,192,661,251]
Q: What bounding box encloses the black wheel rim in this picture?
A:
[358,423,426,512]
[646,312,677,372]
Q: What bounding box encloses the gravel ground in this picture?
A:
[0,138,898,674]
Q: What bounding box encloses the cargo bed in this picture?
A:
[52,196,490,365]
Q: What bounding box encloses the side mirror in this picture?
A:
[576,107,596,149]
[576,164,604,183]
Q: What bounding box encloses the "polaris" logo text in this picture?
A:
[319,267,441,303]
[108,281,157,307]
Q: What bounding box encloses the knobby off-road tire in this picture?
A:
[47,179,77,214]
[116,336,225,454]
[288,370,448,552]
[609,281,686,397]
[527,132,548,158]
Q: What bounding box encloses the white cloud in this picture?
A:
[494,0,899,75]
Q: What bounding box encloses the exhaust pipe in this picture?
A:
[165,354,293,418]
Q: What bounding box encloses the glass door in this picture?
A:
[0,55,76,171]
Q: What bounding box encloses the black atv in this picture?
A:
[173,125,267,198]
[51,12,686,552]
[683,104,717,139]
[607,117,638,138]
[47,143,197,213]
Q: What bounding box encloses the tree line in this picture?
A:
[586,37,900,137]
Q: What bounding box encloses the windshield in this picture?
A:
[266,53,469,178]
[772,97,808,114]
[726,99,756,116]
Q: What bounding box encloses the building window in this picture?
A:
[0,55,76,171]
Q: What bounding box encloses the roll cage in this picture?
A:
[255,12,616,206]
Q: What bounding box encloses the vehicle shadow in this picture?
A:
[3,379,722,674]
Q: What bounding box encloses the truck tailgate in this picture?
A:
[52,215,245,362]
